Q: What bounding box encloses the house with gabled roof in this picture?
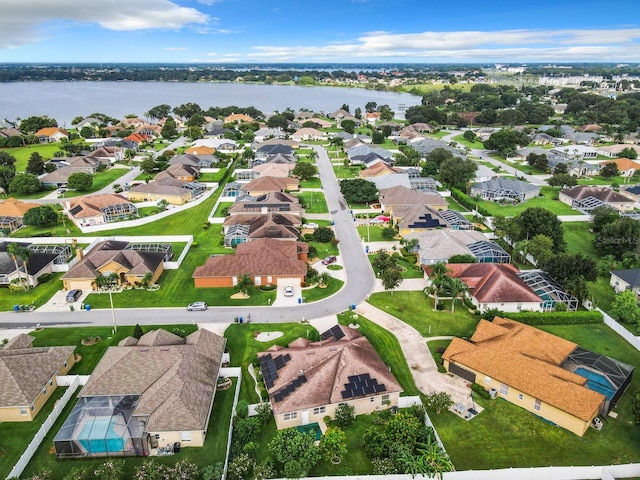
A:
[65,194,138,227]
[85,146,124,165]
[0,334,75,422]
[0,198,39,232]
[228,192,303,218]
[443,318,633,436]
[224,214,300,247]
[127,178,200,205]
[156,163,200,183]
[224,113,254,124]
[53,328,225,456]
[470,178,540,203]
[379,185,448,214]
[601,158,640,177]
[559,186,636,212]
[610,268,640,294]
[597,144,640,158]
[291,127,324,142]
[40,157,101,188]
[185,145,217,156]
[170,153,219,169]
[240,176,299,196]
[258,325,402,429]
[35,127,68,143]
[193,238,308,288]
[253,162,295,178]
[0,241,67,288]
[61,240,166,291]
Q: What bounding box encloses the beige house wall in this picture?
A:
[274,391,401,430]
[127,191,190,205]
[148,430,206,448]
[0,351,75,422]
[474,299,543,313]
[63,278,95,291]
[444,360,598,436]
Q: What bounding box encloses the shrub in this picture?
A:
[507,310,603,325]
[37,273,53,284]
[471,383,491,400]
[235,399,249,418]
[451,187,490,216]
[334,403,355,428]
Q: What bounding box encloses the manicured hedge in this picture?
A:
[450,187,491,217]
[507,310,603,325]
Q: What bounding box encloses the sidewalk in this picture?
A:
[355,302,474,406]
[372,278,425,293]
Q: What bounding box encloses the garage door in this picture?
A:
[449,363,476,383]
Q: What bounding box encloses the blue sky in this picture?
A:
[1,0,639,63]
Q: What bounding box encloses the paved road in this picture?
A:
[0,145,376,329]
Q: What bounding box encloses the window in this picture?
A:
[284,412,297,421]
[313,407,326,415]
[181,431,191,442]
[255,276,261,286]
[64,360,68,368]
[534,398,541,411]
[267,276,273,283]
[49,379,54,387]
[518,394,524,401]
[29,403,35,411]
[19,407,28,416]
[484,376,492,384]
[42,387,47,396]
[499,383,509,396]
[517,303,523,311]
[382,394,390,404]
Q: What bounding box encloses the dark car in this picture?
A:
[66,289,82,302]
[322,255,337,265]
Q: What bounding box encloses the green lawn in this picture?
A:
[563,221,598,257]
[0,273,65,312]
[213,201,233,217]
[368,291,480,338]
[302,277,344,303]
[478,187,577,216]
[333,165,361,179]
[446,196,468,212]
[1,144,63,171]
[198,168,227,182]
[451,134,485,150]
[224,323,317,403]
[578,176,627,186]
[309,241,339,260]
[357,225,389,242]
[431,323,640,470]
[296,191,329,213]
[426,339,450,373]
[367,254,424,279]
[60,168,129,198]
[299,177,322,188]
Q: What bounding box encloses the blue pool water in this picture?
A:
[78,417,125,453]
[297,422,322,441]
[574,367,616,400]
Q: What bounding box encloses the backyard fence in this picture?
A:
[6,375,87,480]
[398,396,448,456]
[600,308,640,351]
[218,367,242,480]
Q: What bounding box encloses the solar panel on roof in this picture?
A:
[274,356,285,369]
[283,353,291,362]
[273,393,282,403]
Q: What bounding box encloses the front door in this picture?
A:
[301,410,309,425]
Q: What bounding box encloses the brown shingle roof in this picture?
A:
[446,263,542,303]
[380,185,447,208]
[193,238,307,278]
[0,335,74,407]
[258,326,402,415]
[240,176,295,194]
[79,328,225,433]
[68,193,133,219]
[253,163,295,178]
[443,318,604,421]
[561,186,632,204]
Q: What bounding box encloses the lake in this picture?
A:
[0,81,421,126]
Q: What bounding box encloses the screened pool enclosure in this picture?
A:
[54,395,149,458]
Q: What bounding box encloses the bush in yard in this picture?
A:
[480,307,505,320]
[8,173,42,195]
[312,225,335,243]
[334,402,356,428]
[232,416,261,448]
[227,453,255,480]
[372,457,399,475]
[253,459,277,480]
[268,428,320,477]
[381,226,397,240]
[255,402,272,425]
[471,383,491,400]
[235,399,249,418]
[320,427,347,461]
[23,204,58,226]
[507,310,603,325]
[424,391,453,414]
[201,462,224,480]
[67,172,93,191]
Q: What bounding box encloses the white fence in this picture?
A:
[398,396,448,455]
[6,375,88,480]
[218,367,242,480]
[601,308,640,350]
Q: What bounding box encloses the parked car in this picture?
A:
[370,218,384,224]
[284,286,294,297]
[187,302,208,311]
[322,255,337,265]
[65,289,82,302]
[302,223,318,229]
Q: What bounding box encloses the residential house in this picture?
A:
[35,127,69,143]
[0,198,39,232]
[254,128,286,143]
[367,174,412,192]
[240,176,299,196]
[227,192,303,219]
[53,328,225,456]
[364,112,381,124]
[597,144,640,158]
[61,240,166,291]
[532,133,563,147]
[475,127,500,141]
[253,162,295,178]
[551,145,598,159]
[600,158,640,177]
[192,138,238,153]
[224,215,300,247]
[304,118,332,129]
[405,229,511,265]
[185,145,217,156]
[40,157,101,188]
[547,156,601,177]
[135,124,162,137]
[436,263,544,313]
[0,334,75,422]
[65,194,138,227]
[408,122,434,133]
[0,241,68,288]
[291,127,324,142]
[470,178,540,203]
[559,186,636,212]
[255,144,296,160]
[127,179,200,205]
[379,185,448,215]
[359,162,403,178]
[0,127,23,139]
[258,325,403,429]
[610,269,640,294]
[224,113,254,124]
[124,133,152,147]
[621,184,640,204]
[443,317,633,436]
[327,109,361,128]
[193,238,308,288]
[396,207,472,235]
[473,164,496,183]
[76,117,103,130]
[411,138,462,157]
[565,132,600,145]
[170,153,219,169]
[85,146,124,166]
[119,117,146,129]
[156,163,200,183]
[347,145,394,165]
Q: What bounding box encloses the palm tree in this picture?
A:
[448,278,468,313]
[318,272,331,287]
[7,242,30,289]
[425,274,450,311]
[513,239,530,263]
[308,149,318,162]
[237,274,253,296]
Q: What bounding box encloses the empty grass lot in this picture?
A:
[60,168,130,198]
[296,191,329,213]
[368,291,480,338]
[1,143,62,171]
[367,254,424,279]
[430,323,640,470]
[299,177,322,188]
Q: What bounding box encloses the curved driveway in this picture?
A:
[0,145,376,329]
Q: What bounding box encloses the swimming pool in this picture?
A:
[574,367,616,400]
[296,422,322,441]
[78,417,126,454]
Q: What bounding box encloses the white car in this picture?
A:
[284,286,294,297]
[187,302,208,311]
[302,223,318,229]
[370,218,384,224]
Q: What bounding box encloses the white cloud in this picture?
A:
[248,28,640,62]
[164,47,188,51]
[198,0,224,5]
[0,0,209,49]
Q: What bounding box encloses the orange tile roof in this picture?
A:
[602,158,640,172]
[0,198,39,217]
[443,318,605,421]
[35,127,68,137]
[185,145,216,155]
